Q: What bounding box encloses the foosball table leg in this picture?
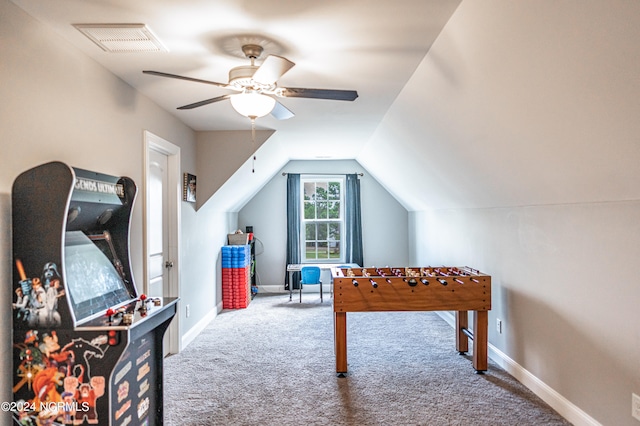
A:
[335,312,348,376]
[456,310,469,354]
[473,310,488,373]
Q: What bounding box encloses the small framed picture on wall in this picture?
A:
[183,173,196,203]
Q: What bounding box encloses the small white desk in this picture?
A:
[287,263,359,301]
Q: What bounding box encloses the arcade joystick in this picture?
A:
[106,307,128,324]
[105,308,116,323]
[138,294,149,315]
[139,294,161,307]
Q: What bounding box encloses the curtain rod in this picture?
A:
[281,172,364,176]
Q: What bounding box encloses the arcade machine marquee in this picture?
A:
[10,161,178,425]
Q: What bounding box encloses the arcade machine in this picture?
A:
[10,161,178,425]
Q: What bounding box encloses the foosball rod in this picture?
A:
[348,279,378,287]
[426,268,480,284]
[461,327,474,341]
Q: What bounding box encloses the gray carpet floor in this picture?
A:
[163,293,571,425]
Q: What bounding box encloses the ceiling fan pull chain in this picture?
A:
[251,117,257,173]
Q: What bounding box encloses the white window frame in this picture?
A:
[300,175,345,264]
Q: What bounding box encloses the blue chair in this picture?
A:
[300,266,322,302]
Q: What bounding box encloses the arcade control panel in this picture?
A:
[77,295,177,331]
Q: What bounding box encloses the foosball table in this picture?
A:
[331,266,491,375]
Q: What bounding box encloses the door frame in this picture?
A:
[143,130,181,354]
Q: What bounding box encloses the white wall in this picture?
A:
[360,0,640,212]
[195,130,274,210]
[412,202,640,425]
[387,1,640,425]
[238,160,409,292]
[177,198,239,345]
[0,0,233,415]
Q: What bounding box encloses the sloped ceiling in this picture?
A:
[9,0,465,212]
[10,1,640,213]
[9,0,462,160]
[359,0,640,211]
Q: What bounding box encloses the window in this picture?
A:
[301,176,344,262]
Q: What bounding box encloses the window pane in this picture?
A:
[328,181,340,200]
[304,182,315,201]
[317,201,328,219]
[330,241,340,259]
[305,242,316,260]
[305,223,316,240]
[317,223,328,240]
[304,201,315,219]
[328,201,340,219]
[329,222,340,241]
[317,242,328,259]
[315,182,328,200]
[329,223,340,259]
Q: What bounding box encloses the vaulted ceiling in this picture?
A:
[12,0,640,212]
[11,0,461,159]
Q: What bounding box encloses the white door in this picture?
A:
[145,131,181,356]
[148,149,169,299]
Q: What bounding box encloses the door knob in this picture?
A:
[165,260,174,268]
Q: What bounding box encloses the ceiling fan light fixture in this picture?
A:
[230,92,276,118]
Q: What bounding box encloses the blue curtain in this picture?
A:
[345,174,363,267]
[285,174,301,290]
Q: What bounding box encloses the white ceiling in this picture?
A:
[11,0,462,161]
[8,1,640,215]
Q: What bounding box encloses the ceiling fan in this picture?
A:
[143,44,358,120]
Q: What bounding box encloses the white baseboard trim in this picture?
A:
[488,345,601,426]
[437,312,600,426]
[181,305,220,350]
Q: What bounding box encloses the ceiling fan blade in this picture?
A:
[279,87,358,101]
[177,94,231,110]
[143,70,228,88]
[252,55,295,85]
[270,101,295,120]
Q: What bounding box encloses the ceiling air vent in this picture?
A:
[73,24,168,53]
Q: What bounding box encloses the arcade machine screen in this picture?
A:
[64,230,132,323]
